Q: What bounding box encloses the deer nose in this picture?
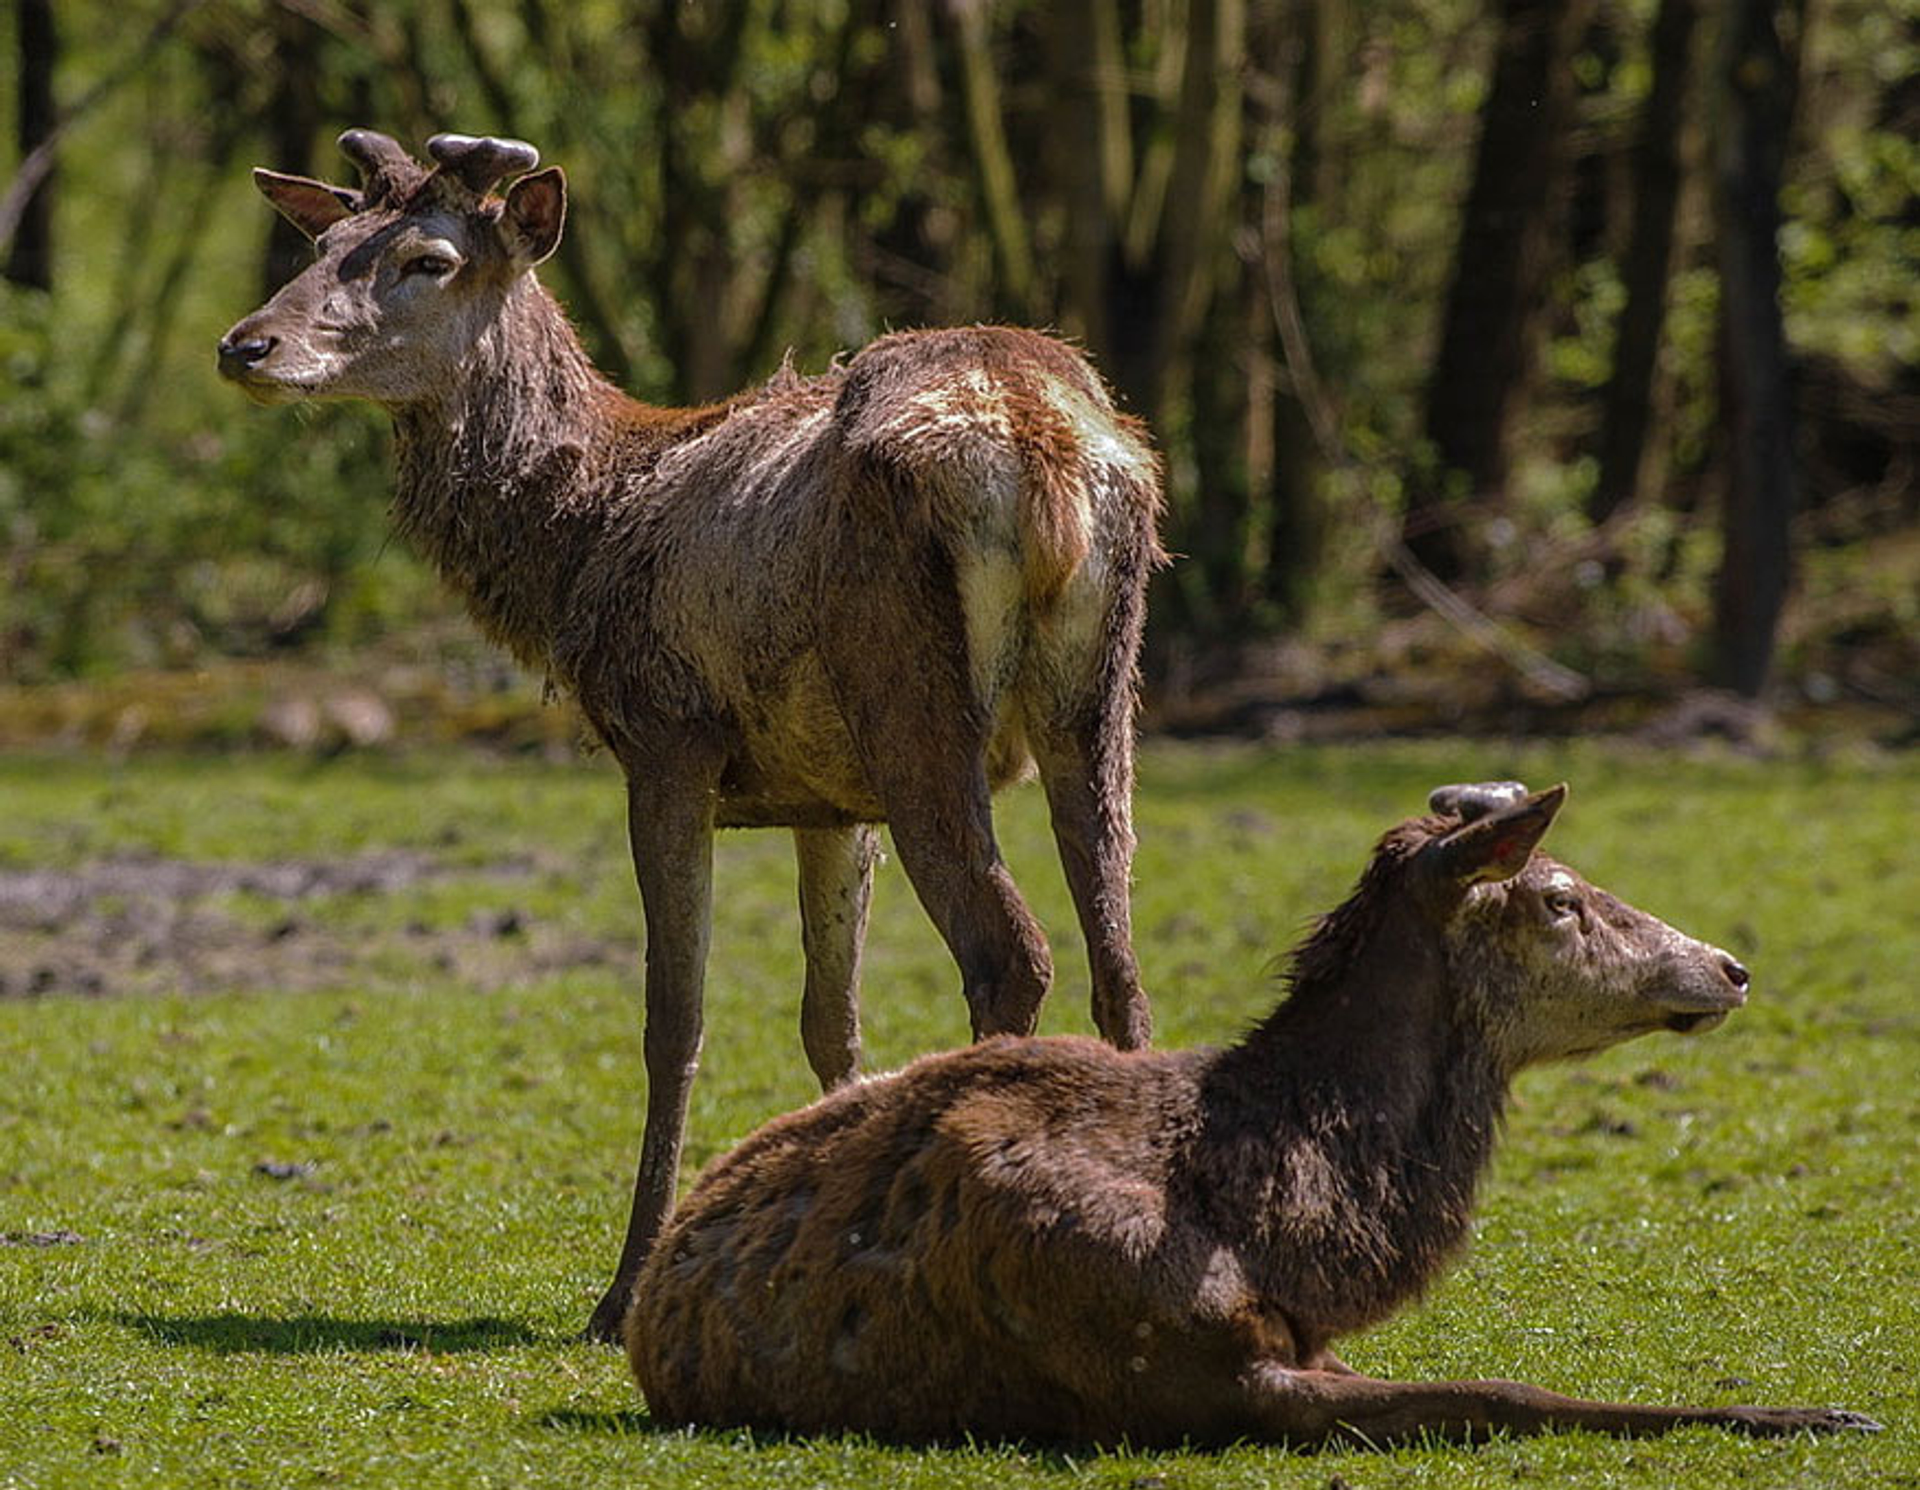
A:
[217,332,277,374]
[1718,955,1750,993]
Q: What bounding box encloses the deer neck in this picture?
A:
[1195,924,1509,1339]
[388,280,633,675]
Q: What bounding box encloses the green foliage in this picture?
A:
[1777,4,1920,373]
[1782,125,1920,372]
[0,0,1914,702]
[1,742,1915,1486]
[0,281,430,677]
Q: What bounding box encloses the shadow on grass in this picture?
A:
[536,1407,654,1434]
[109,1311,544,1354]
[531,1408,1115,1467]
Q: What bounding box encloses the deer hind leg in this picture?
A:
[1025,568,1151,1050]
[1026,714,1149,1049]
[794,824,877,1089]
[819,554,1052,1042]
[1230,1363,1882,1447]
[860,728,1052,1041]
[585,755,720,1345]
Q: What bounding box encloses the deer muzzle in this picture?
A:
[1657,951,1750,1035]
[217,331,276,376]
[217,318,304,404]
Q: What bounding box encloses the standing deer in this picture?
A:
[216,130,1162,1342]
[628,782,1881,1446]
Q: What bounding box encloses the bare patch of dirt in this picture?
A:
[0,852,630,999]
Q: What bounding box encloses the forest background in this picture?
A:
[1,0,1914,749]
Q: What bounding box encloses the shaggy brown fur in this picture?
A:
[218,131,1163,1341]
[626,783,1879,1447]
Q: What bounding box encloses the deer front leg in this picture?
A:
[584,763,718,1345]
[793,824,878,1090]
[1234,1364,1882,1447]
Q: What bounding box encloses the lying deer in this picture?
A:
[216,130,1162,1342]
[628,782,1880,1446]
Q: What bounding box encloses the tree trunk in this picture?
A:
[1044,0,1131,353]
[1039,0,1242,431]
[1590,0,1699,524]
[1710,0,1803,698]
[952,0,1037,319]
[261,6,323,298]
[861,0,959,328]
[1187,252,1254,631]
[1407,0,1595,580]
[6,0,57,291]
[1258,0,1329,623]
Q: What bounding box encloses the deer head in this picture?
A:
[216,130,565,408]
[1416,782,1751,1069]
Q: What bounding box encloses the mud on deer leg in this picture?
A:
[584,764,718,1345]
[794,824,877,1089]
[1030,719,1149,1050]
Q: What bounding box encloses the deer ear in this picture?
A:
[255,169,359,240]
[501,167,565,266]
[1427,783,1567,886]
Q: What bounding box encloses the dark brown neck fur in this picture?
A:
[1190,823,1507,1340]
[390,279,731,675]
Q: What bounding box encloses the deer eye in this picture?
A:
[404,252,459,279]
[1544,888,1581,920]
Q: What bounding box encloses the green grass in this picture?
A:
[1,740,1915,1488]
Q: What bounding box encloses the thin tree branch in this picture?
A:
[0,0,203,259]
[950,0,1037,315]
[1156,0,1243,362]
[737,5,869,382]
[1259,151,1591,703]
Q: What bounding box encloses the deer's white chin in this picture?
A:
[237,379,310,407]
[219,364,319,406]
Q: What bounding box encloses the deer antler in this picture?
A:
[336,129,424,206]
[1428,781,1531,822]
[426,133,541,196]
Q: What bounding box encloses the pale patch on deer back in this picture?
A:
[876,370,1143,716]
[856,366,1096,604]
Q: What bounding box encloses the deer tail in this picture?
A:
[1013,410,1095,606]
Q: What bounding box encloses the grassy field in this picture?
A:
[1,740,1914,1488]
